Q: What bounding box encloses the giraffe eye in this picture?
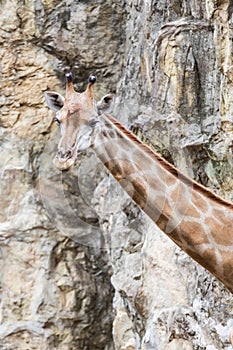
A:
[89,118,99,127]
[53,116,60,124]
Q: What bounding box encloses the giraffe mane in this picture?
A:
[106,114,233,210]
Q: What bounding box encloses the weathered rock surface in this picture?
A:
[0,0,233,349]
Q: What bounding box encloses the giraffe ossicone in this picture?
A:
[44,73,233,294]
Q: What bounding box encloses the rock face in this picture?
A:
[0,0,233,349]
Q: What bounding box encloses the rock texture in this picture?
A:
[0,0,233,349]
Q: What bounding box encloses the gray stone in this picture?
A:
[0,0,233,349]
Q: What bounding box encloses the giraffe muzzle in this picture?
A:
[53,149,77,171]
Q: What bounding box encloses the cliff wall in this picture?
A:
[0,1,233,349]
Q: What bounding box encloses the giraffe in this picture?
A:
[44,73,233,294]
[230,327,233,347]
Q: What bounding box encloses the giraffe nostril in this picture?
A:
[66,150,72,159]
[58,143,75,160]
[58,150,63,158]
[58,150,72,159]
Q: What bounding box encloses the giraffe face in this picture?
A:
[44,73,114,170]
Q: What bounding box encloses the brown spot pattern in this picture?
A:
[205,217,233,246]
[192,192,209,213]
[186,248,218,275]
[179,220,209,246]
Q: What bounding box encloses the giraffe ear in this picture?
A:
[97,94,115,114]
[44,91,64,111]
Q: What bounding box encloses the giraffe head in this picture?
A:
[44,73,114,170]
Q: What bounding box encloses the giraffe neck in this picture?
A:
[92,114,233,293]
